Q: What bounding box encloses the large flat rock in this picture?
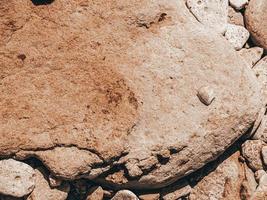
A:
[0,0,263,189]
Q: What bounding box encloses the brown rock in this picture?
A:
[27,168,69,200]
[250,171,267,200]
[261,146,267,166]
[241,140,265,171]
[238,47,264,68]
[86,186,104,200]
[228,6,244,26]
[0,0,263,189]
[186,0,228,34]
[240,164,257,199]
[162,181,191,200]
[189,151,246,200]
[253,57,267,101]
[245,0,267,50]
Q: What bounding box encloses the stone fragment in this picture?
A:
[240,164,258,199]
[16,147,103,179]
[245,0,267,50]
[162,182,191,200]
[253,57,267,100]
[250,171,267,199]
[111,190,139,200]
[261,146,267,166]
[0,0,263,189]
[189,151,245,200]
[186,0,228,34]
[139,193,160,200]
[197,86,215,106]
[241,140,265,171]
[252,114,267,142]
[238,47,264,68]
[255,170,266,183]
[27,168,69,200]
[86,186,104,200]
[0,159,35,197]
[229,0,248,10]
[225,24,250,50]
[228,6,244,26]
[48,174,62,188]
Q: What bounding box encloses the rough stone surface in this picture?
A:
[229,0,248,10]
[189,151,246,200]
[240,164,257,199]
[0,159,35,197]
[86,186,104,200]
[27,168,69,200]
[161,182,191,200]
[225,24,250,50]
[245,0,267,50]
[238,47,264,68]
[253,114,267,142]
[253,57,267,101]
[250,171,267,200]
[197,86,215,106]
[186,0,228,34]
[241,140,265,171]
[0,0,263,190]
[111,190,139,200]
[261,146,267,166]
[228,6,244,26]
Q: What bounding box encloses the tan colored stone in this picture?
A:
[27,168,69,200]
[0,159,35,197]
[162,182,191,200]
[245,0,267,50]
[253,57,267,101]
[251,171,267,200]
[239,47,264,68]
[197,86,215,106]
[189,151,245,200]
[240,164,257,199]
[186,0,228,34]
[111,190,139,200]
[225,24,250,50]
[261,146,267,166]
[86,186,104,200]
[242,140,265,171]
[0,0,263,189]
[228,6,244,26]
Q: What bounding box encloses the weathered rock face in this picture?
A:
[189,152,247,200]
[0,159,35,197]
[0,0,263,189]
[245,0,267,50]
[27,168,69,200]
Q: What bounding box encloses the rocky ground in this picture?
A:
[0,0,266,199]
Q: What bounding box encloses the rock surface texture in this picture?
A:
[245,0,267,50]
[0,0,266,199]
[0,159,35,197]
[0,0,262,190]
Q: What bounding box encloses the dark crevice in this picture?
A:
[31,0,54,6]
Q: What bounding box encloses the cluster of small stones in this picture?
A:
[0,0,267,199]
